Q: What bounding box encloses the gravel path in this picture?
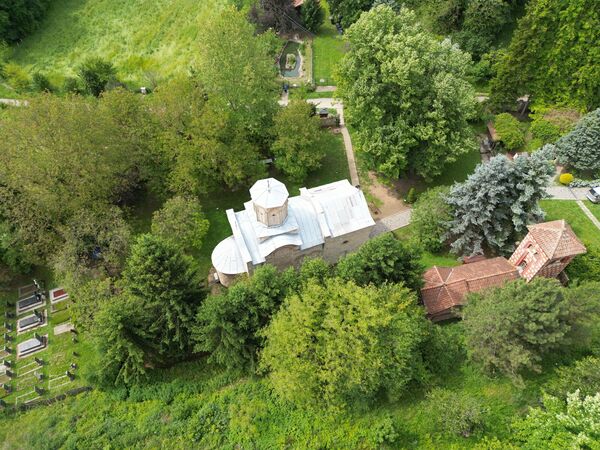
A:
[576,200,600,231]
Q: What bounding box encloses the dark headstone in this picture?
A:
[4,323,12,331]
[34,357,43,366]
[6,370,14,378]
[2,383,11,393]
[70,362,77,369]
[72,352,79,358]
[0,399,5,408]
[3,360,11,368]
[71,336,78,344]
[36,372,43,381]
[4,333,11,342]
[34,386,44,395]
[70,328,78,335]
[66,371,75,381]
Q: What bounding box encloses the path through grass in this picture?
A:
[312,1,346,86]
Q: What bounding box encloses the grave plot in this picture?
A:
[16,287,46,315]
[0,284,84,407]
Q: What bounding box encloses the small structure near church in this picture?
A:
[421,220,586,322]
[212,178,375,287]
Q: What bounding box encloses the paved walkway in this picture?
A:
[546,186,590,200]
[577,201,600,231]
[315,86,336,92]
[307,98,360,187]
[370,210,412,237]
[0,98,28,106]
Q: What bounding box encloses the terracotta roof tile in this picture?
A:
[422,257,519,316]
[527,220,587,260]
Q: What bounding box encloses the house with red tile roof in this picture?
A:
[421,220,586,322]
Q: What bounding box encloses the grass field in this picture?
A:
[394,224,460,269]
[586,200,600,222]
[312,1,346,86]
[10,0,230,85]
[540,200,600,250]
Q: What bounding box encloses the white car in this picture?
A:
[586,187,600,203]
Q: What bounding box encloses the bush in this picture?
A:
[411,186,452,253]
[566,249,600,283]
[559,173,574,185]
[3,62,31,91]
[545,356,600,399]
[78,57,117,97]
[63,77,81,94]
[31,72,53,92]
[426,388,487,437]
[494,113,525,151]
[405,187,417,204]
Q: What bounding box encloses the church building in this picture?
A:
[211,178,375,287]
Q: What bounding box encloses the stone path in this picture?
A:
[546,186,590,200]
[54,322,74,336]
[307,98,360,187]
[315,86,336,92]
[0,98,28,106]
[577,200,600,231]
[278,91,289,107]
[370,210,412,237]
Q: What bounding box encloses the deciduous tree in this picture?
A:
[270,100,327,181]
[301,0,324,32]
[410,186,452,253]
[336,6,476,181]
[336,233,424,291]
[260,280,429,407]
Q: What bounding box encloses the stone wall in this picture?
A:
[322,226,374,264]
[265,244,322,271]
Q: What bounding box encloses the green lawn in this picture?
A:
[426,144,481,189]
[10,0,229,84]
[312,1,346,86]
[394,224,460,269]
[586,200,600,222]
[540,200,600,250]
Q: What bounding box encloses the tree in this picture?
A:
[260,280,429,407]
[249,0,301,33]
[151,196,209,254]
[463,278,573,381]
[336,233,424,291]
[455,0,509,59]
[545,357,600,400]
[410,186,452,253]
[426,388,487,437]
[336,6,477,181]
[270,100,327,181]
[0,91,154,263]
[78,57,117,97]
[494,113,525,151]
[490,0,600,111]
[328,0,373,29]
[555,109,600,173]
[513,391,600,449]
[31,71,53,92]
[70,277,115,333]
[301,0,324,32]
[0,0,52,42]
[566,248,600,283]
[52,205,131,285]
[193,265,297,371]
[122,234,203,356]
[528,107,580,150]
[444,152,554,256]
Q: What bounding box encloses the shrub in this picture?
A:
[545,356,600,399]
[31,72,53,92]
[411,186,452,253]
[3,62,30,91]
[426,388,487,437]
[63,77,81,93]
[405,187,417,204]
[566,248,600,283]
[78,57,117,97]
[494,113,525,151]
[559,173,574,185]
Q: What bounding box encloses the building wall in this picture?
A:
[509,236,548,281]
[264,244,323,271]
[321,226,374,264]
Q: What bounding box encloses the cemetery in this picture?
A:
[0,282,84,408]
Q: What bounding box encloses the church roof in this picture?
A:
[249,178,289,209]
[421,257,520,319]
[212,179,375,275]
[526,220,587,260]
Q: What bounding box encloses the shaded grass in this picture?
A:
[312,1,346,86]
[425,144,481,189]
[540,200,600,250]
[394,224,459,269]
[10,0,229,84]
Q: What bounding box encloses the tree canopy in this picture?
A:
[336,6,477,181]
[490,0,600,110]
[260,280,429,408]
[0,0,51,43]
[555,108,600,173]
[444,152,554,256]
[410,186,452,253]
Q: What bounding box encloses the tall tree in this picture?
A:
[270,100,327,181]
[193,265,297,371]
[555,109,600,173]
[336,5,476,181]
[0,0,52,42]
[336,233,424,291]
[122,234,203,356]
[463,278,573,381]
[260,280,429,407]
[151,196,209,254]
[410,186,452,253]
[490,0,600,110]
[249,0,301,33]
[328,0,373,29]
[444,151,553,256]
[301,0,324,32]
